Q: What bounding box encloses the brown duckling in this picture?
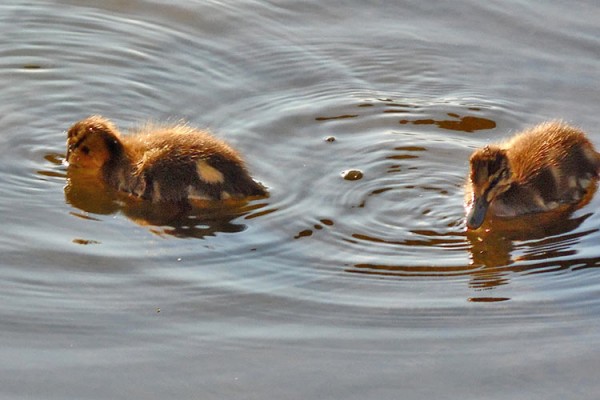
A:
[66,115,266,203]
[465,121,600,229]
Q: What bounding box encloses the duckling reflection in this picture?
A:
[466,210,597,295]
[467,209,594,268]
[347,207,595,294]
[465,121,600,230]
[64,170,264,239]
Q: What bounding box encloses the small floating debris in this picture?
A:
[22,64,43,70]
[294,229,313,239]
[467,297,510,303]
[324,136,336,142]
[294,219,334,239]
[72,238,101,245]
[315,114,358,121]
[341,169,363,181]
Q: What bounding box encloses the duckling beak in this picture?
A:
[466,195,489,229]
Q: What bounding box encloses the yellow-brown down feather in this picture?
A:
[501,121,599,182]
[124,124,245,178]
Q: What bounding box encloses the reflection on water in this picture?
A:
[315,97,497,134]
[399,114,496,132]
[350,208,597,295]
[293,218,334,239]
[42,153,272,240]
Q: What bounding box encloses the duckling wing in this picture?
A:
[193,155,266,199]
[130,146,205,202]
[127,128,266,201]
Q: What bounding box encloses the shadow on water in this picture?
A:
[40,153,272,240]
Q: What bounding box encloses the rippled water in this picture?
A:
[2,1,600,399]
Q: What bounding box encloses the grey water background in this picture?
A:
[1,1,600,399]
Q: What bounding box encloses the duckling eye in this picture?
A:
[81,145,90,155]
[489,169,509,189]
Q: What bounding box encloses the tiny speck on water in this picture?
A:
[341,169,363,181]
[468,297,510,303]
[72,238,101,245]
[22,64,43,70]
[324,136,336,142]
[294,229,313,239]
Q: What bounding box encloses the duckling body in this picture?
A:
[465,121,600,229]
[66,115,266,203]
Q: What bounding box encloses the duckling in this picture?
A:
[66,115,266,203]
[465,121,600,229]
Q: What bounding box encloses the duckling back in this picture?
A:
[505,122,600,182]
[502,121,600,207]
[123,124,266,203]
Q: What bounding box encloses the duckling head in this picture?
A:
[466,146,513,229]
[66,115,123,173]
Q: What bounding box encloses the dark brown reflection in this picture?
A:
[399,114,496,132]
[348,207,598,295]
[63,170,269,239]
[468,297,510,303]
[33,149,266,239]
[72,238,101,245]
[386,146,427,174]
[38,153,67,178]
[42,152,271,239]
[315,99,494,134]
[467,210,594,266]
[315,114,358,121]
[294,219,334,240]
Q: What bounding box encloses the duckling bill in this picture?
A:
[66,115,266,203]
[465,121,600,229]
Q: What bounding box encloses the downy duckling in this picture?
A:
[66,115,266,203]
[465,121,600,229]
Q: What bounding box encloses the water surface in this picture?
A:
[1,1,600,399]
